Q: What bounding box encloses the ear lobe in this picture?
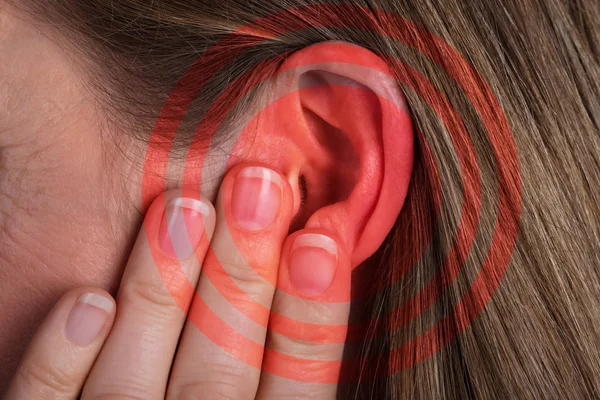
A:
[256,42,414,267]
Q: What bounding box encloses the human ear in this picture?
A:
[230,41,414,267]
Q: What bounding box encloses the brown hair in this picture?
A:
[16,0,600,398]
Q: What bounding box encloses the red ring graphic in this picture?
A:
[140,3,522,383]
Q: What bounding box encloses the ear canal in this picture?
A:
[288,70,375,233]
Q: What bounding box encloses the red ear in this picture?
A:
[234,42,414,267]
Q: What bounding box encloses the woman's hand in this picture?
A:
[5,164,351,400]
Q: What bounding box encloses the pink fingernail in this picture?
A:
[65,293,113,346]
[288,233,338,297]
[159,197,211,259]
[231,167,282,231]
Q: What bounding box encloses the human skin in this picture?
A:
[0,5,149,388]
[6,162,353,398]
[0,2,414,394]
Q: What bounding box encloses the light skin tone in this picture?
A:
[0,3,414,398]
[6,165,353,399]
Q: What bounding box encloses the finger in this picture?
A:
[5,288,115,400]
[82,190,215,399]
[256,230,351,399]
[167,164,294,400]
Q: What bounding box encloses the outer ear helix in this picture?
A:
[273,42,414,267]
[208,41,413,267]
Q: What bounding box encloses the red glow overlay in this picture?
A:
[140,4,522,383]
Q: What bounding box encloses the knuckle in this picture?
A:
[121,279,181,316]
[84,377,154,400]
[169,378,253,400]
[268,388,326,400]
[87,392,149,400]
[270,331,312,350]
[208,247,269,289]
[276,336,342,361]
[18,359,77,395]
[89,394,147,400]
[168,383,231,400]
[217,260,272,301]
[221,258,266,288]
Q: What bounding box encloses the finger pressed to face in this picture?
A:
[167,164,295,400]
[81,190,216,399]
[257,229,351,399]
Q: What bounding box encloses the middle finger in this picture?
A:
[167,164,294,400]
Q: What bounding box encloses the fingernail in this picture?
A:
[288,233,338,297]
[65,293,113,346]
[231,166,282,231]
[159,197,211,259]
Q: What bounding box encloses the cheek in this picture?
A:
[0,180,136,389]
[0,5,146,387]
[0,175,134,293]
[0,132,141,366]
